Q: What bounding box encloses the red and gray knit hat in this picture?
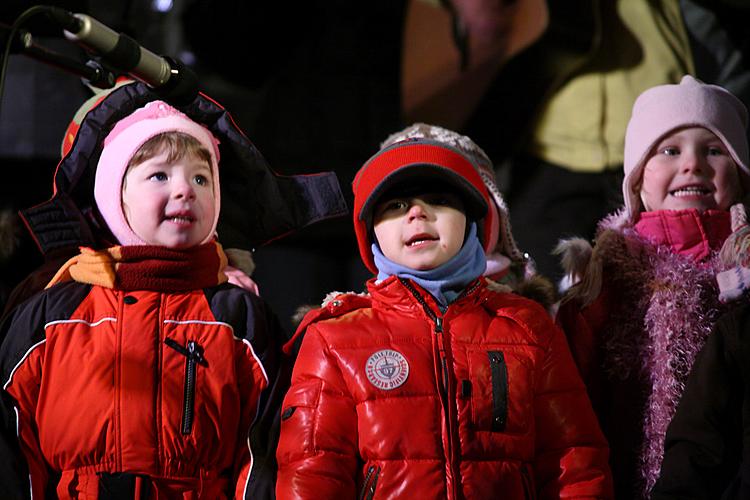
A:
[94,100,222,246]
[353,133,492,274]
[623,75,750,222]
[378,123,529,278]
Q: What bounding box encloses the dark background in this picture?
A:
[0,0,406,331]
[1,0,749,332]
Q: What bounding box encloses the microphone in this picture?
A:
[47,8,198,104]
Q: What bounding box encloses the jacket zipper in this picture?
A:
[435,317,449,395]
[358,464,381,500]
[165,338,207,434]
[398,278,458,498]
[115,295,125,471]
[398,278,451,391]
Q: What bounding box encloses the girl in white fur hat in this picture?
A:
[556,75,750,498]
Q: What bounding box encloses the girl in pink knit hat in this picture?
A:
[0,81,348,498]
[556,74,750,498]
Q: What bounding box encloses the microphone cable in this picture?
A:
[0,5,56,122]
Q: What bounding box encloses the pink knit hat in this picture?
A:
[622,75,750,222]
[94,100,221,246]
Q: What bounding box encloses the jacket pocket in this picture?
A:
[467,348,533,434]
[280,380,322,420]
[277,379,323,462]
[358,464,381,500]
[487,351,508,432]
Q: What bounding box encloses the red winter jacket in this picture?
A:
[0,280,283,499]
[276,276,613,499]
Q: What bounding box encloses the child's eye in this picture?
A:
[707,146,726,156]
[432,196,453,205]
[386,200,407,211]
[149,172,168,181]
[424,192,462,209]
[194,174,210,186]
[375,199,407,217]
[661,146,679,156]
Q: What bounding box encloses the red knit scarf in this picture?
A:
[47,242,228,292]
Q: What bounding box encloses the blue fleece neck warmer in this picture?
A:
[373,222,486,310]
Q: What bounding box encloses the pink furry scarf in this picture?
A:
[594,217,727,497]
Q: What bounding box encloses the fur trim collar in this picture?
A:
[321,289,370,308]
[559,205,744,305]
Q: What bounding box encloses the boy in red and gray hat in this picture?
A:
[276,135,613,499]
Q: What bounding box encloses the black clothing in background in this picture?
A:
[182,1,407,331]
[652,304,750,499]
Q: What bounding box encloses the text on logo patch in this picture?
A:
[365,349,409,390]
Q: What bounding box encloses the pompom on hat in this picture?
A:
[623,75,750,222]
[94,100,221,246]
[377,124,529,279]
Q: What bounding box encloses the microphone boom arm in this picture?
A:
[7,28,116,89]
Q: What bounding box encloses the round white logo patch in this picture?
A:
[365,349,409,390]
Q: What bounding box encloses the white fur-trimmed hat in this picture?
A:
[623,75,750,222]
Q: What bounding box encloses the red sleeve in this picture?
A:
[556,300,596,383]
[275,324,359,499]
[556,287,615,414]
[4,344,50,499]
[533,321,614,499]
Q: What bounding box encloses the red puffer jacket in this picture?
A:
[276,276,613,499]
[0,280,283,499]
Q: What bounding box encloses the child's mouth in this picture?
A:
[669,186,711,197]
[166,214,195,224]
[406,234,438,247]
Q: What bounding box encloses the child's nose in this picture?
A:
[407,200,429,220]
[681,151,706,174]
[172,177,196,199]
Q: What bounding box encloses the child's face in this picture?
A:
[373,192,467,271]
[122,151,216,248]
[640,127,741,212]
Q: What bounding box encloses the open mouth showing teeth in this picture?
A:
[406,236,437,247]
[168,216,194,223]
[670,187,710,197]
